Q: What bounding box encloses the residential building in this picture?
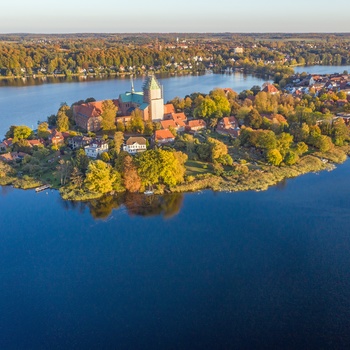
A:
[68,136,92,150]
[154,129,175,144]
[187,119,207,132]
[0,138,13,152]
[49,129,65,146]
[262,84,280,94]
[84,139,109,158]
[216,117,240,137]
[163,104,176,118]
[123,137,147,154]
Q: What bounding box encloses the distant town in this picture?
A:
[1,63,349,200]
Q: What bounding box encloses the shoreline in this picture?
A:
[1,150,347,202]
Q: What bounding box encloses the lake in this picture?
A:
[1,68,350,349]
[0,72,266,137]
[1,161,350,349]
[293,65,350,75]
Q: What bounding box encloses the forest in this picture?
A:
[1,33,350,78]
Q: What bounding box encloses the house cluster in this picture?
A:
[71,74,222,146]
[216,116,241,137]
[286,73,350,100]
[0,128,111,162]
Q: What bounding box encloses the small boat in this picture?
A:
[144,190,154,195]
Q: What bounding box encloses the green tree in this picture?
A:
[210,88,231,117]
[244,108,262,129]
[37,122,50,139]
[332,118,349,146]
[284,151,299,165]
[101,100,117,131]
[136,149,185,188]
[144,121,154,136]
[113,131,124,155]
[295,142,308,155]
[266,149,283,166]
[277,132,293,157]
[100,152,110,162]
[129,109,144,133]
[75,149,90,174]
[194,96,216,119]
[13,125,33,141]
[5,125,16,139]
[70,167,84,189]
[56,107,70,132]
[84,160,121,194]
[207,137,228,161]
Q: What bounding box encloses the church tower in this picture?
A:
[143,75,164,121]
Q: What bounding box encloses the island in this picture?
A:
[0,73,349,201]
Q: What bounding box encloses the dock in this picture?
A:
[35,185,51,192]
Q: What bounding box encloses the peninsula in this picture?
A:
[0,73,349,201]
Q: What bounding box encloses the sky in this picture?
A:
[1,0,349,33]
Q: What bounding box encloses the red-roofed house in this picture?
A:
[163,103,176,118]
[216,117,240,137]
[161,120,177,130]
[0,138,13,152]
[161,112,187,131]
[27,139,44,148]
[172,112,187,122]
[262,84,280,95]
[49,129,65,146]
[154,129,175,144]
[186,119,207,132]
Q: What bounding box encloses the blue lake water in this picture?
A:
[293,65,350,75]
[1,68,350,348]
[0,161,350,349]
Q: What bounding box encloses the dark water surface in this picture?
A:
[1,161,350,349]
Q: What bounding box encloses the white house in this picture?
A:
[123,137,147,154]
[84,139,108,158]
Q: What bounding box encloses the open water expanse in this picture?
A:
[1,161,350,349]
[1,68,350,348]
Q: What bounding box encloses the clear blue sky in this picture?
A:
[1,0,349,33]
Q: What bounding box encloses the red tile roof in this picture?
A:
[188,119,207,128]
[73,99,119,119]
[161,120,177,129]
[172,112,187,121]
[155,129,175,141]
[27,139,43,147]
[164,104,175,115]
[262,84,279,94]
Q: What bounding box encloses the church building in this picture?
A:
[118,75,164,122]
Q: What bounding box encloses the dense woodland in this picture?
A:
[1,33,350,80]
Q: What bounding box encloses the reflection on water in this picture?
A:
[59,192,184,220]
[0,73,202,88]
[0,185,15,197]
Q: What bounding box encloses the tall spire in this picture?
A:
[130,74,135,93]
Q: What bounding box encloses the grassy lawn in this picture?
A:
[185,160,213,176]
